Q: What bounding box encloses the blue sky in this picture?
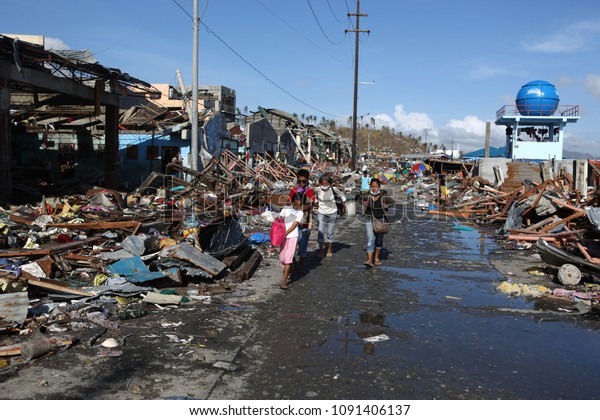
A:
[3,0,600,153]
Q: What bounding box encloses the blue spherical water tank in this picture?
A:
[516,80,559,116]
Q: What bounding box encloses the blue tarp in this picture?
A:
[108,256,166,283]
[249,232,270,244]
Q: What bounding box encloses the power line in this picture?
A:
[344,0,355,30]
[171,0,192,19]
[90,31,142,57]
[200,20,341,118]
[254,0,351,71]
[306,0,342,45]
[171,0,209,19]
[170,0,343,118]
[327,0,344,24]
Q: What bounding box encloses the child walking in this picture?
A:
[278,192,305,289]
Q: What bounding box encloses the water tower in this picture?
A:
[495,80,580,160]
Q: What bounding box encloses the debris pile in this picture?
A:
[0,153,356,371]
[416,161,600,293]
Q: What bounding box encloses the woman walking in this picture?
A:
[314,174,346,258]
[363,178,388,268]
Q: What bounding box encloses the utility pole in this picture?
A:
[191,0,199,171]
[346,0,369,171]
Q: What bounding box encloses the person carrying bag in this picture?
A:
[362,178,388,268]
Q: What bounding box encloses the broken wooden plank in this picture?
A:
[24,275,96,297]
[0,343,21,357]
[235,249,262,282]
[0,235,104,258]
[507,234,560,243]
[540,210,587,233]
[0,209,34,225]
[46,221,141,229]
[575,243,600,264]
[523,216,555,231]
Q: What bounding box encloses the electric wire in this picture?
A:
[172,0,192,19]
[90,31,142,57]
[344,0,355,30]
[170,0,342,118]
[327,0,344,23]
[306,0,342,45]
[199,20,341,118]
[253,0,351,71]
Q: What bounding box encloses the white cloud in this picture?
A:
[376,105,509,153]
[556,75,577,88]
[446,115,487,137]
[376,104,435,135]
[468,65,509,80]
[521,19,600,53]
[438,116,506,152]
[45,37,70,50]
[583,73,600,100]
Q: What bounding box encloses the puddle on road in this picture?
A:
[319,219,600,398]
[320,307,600,398]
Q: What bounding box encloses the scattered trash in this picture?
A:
[496,281,551,298]
[362,334,390,343]
[100,338,120,348]
[212,360,241,372]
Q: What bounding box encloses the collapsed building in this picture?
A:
[0,34,350,204]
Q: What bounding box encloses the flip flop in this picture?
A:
[374,260,382,266]
[364,260,374,268]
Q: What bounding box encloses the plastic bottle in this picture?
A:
[117,308,148,320]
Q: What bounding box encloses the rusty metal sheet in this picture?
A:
[503,161,543,191]
[0,291,28,328]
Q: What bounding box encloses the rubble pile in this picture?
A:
[415,162,600,298]
[0,153,355,371]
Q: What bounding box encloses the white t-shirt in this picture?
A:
[315,186,346,215]
[279,206,304,238]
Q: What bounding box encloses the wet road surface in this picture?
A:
[219,198,600,400]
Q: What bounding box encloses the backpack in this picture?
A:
[269,217,286,246]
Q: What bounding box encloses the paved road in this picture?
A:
[3,186,600,401]
[213,193,600,400]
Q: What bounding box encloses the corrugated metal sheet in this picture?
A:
[503,161,543,192]
[0,291,28,328]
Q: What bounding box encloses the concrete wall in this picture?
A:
[476,158,511,184]
[476,157,581,187]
